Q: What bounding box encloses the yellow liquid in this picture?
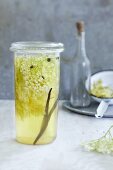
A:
[15,54,59,144]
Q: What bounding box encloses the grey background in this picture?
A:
[0,0,113,99]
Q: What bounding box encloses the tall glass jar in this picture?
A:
[10,42,64,145]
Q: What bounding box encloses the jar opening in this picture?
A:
[10,41,64,53]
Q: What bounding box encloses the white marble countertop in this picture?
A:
[0,100,113,170]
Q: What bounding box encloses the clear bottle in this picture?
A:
[70,21,91,107]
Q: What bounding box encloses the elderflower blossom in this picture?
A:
[83,125,113,154]
[14,54,59,118]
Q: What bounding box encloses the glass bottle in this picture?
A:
[10,42,64,145]
[70,21,91,107]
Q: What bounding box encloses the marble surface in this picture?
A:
[0,100,113,170]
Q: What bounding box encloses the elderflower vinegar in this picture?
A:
[10,42,64,145]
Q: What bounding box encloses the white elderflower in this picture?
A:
[83,125,113,154]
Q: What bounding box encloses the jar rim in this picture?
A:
[10,41,64,53]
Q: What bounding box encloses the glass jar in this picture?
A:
[10,42,64,145]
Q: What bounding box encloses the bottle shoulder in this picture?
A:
[72,55,90,65]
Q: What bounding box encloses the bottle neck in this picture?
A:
[76,32,86,57]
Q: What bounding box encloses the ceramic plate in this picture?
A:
[63,101,113,118]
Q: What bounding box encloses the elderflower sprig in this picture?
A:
[91,79,113,98]
[82,125,113,154]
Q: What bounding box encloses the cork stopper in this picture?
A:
[76,21,84,35]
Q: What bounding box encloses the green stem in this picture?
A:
[33,88,58,145]
[45,88,52,116]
